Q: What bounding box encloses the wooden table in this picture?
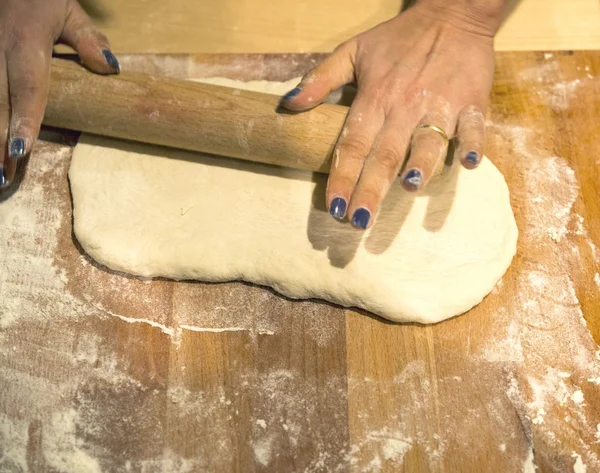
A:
[71,0,600,53]
[1,51,599,473]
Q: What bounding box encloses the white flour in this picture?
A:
[484,121,600,472]
[522,447,536,473]
[519,57,597,112]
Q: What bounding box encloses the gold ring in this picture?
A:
[415,124,449,141]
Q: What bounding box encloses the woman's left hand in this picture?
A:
[280,1,501,230]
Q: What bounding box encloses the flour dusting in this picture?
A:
[518,57,598,111]
[0,146,81,329]
[253,436,273,466]
[484,120,600,470]
[573,452,587,473]
[522,447,537,473]
[43,410,102,473]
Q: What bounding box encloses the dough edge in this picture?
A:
[69,140,518,325]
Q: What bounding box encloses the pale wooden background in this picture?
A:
[75,0,600,53]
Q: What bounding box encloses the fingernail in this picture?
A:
[0,166,5,187]
[465,151,479,166]
[351,208,371,230]
[9,138,25,159]
[102,49,121,73]
[282,87,302,101]
[329,197,347,219]
[403,169,422,191]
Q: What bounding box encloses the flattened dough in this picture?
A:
[69,78,518,324]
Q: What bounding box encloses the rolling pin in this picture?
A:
[44,58,349,174]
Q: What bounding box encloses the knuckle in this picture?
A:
[333,40,349,54]
[9,25,28,44]
[329,173,358,194]
[301,68,315,84]
[364,90,387,111]
[460,135,484,150]
[333,38,355,56]
[10,82,43,101]
[374,147,402,171]
[82,25,108,45]
[93,30,110,46]
[459,106,485,129]
[462,104,485,116]
[457,122,485,147]
[402,85,421,104]
[407,144,437,169]
[64,6,100,43]
[337,135,371,159]
[11,115,35,132]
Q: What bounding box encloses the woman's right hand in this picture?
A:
[0,0,119,189]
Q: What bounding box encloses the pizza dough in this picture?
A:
[69,78,518,324]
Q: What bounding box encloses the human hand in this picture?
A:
[0,0,119,188]
[281,1,501,229]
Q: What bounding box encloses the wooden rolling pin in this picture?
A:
[44,58,349,173]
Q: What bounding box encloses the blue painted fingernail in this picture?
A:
[403,169,422,191]
[466,151,479,165]
[9,138,25,159]
[102,49,121,73]
[351,208,370,230]
[282,87,302,101]
[0,166,5,187]
[329,197,347,219]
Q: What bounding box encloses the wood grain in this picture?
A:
[1,52,599,472]
[54,0,600,54]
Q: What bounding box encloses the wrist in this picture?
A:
[411,0,510,37]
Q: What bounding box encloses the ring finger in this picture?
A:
[400,117,454,192]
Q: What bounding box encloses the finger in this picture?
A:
[326,94,384,222]
[280,41,356,112]
[6,39,53,160]
[400,118,453,192]
[60,0,120,74]
[456,105,485,169]
[0,62,10,188]
[346,119,413,229]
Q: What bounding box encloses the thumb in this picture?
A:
[60,0,120,75]
[281,41,356,112]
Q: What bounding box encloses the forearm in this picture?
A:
[412,0,516,37]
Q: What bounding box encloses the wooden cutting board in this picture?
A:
[0,51,599,473]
